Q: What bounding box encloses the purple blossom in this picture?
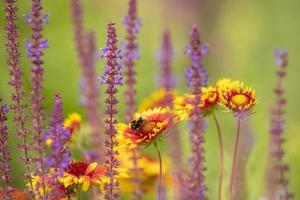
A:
[102,22,122,200]
[70,0,105,163]
[26,0,49,197]
[44,94,71,198]
[184,25,208,200]
[0,101,13,199]
[4,0,34,191]
[266,49,293,199]
[123,0,140,123]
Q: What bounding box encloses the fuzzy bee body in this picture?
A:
[130,117,146,132]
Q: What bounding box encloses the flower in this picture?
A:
[139,88,177,112]
[61,161,107,192]
[117,107,185,148]
[218,79,256,113]
[174,86,219,114]
[63,112,81,133]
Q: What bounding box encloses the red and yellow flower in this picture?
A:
[174,86,219,114]
[117,107,185,148]
[139,88,176,112]
[217,79,256,112]
[60,161,107,192]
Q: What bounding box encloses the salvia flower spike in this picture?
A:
[0,101,13,199]
[102,22,122,200]
[265,49,293,199]
[185,25,208,200]
[158,30,184,197]
[123,0,144,199]
[3,0,34,191]
[26,0,49,196]
[70,0,105,162]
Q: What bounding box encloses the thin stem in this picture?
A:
[77,185,81,200]
[154,141,162,200]
[228,118,241,200]
[213,113,224,200]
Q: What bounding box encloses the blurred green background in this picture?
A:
[1,0,300,199]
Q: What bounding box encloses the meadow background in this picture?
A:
[0,0,300,199]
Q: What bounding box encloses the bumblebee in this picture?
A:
[130,117,146,131]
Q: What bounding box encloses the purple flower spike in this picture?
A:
[102,22,122,200]
[122,1,144,199]
[70,0,105,163]
[123,0,140,122]
[266,49,293,199]
[44,94,71,200]
[184,25,208,200]
[0,101,13,199]
[26,0,49,197]
[4,0,34,192]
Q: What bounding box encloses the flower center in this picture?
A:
[66,162,89,177]
[140,122,156,135]
[230,94,250,107]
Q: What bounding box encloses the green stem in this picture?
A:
[228,118,241,200]
[77,185,81,200]
[213,113,224,200]
[154,141,162,200]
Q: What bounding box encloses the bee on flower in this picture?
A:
[117,107,185,148]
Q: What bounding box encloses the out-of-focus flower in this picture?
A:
[60,162,107,192]
[139,88,177,112]
[63,113,81,133]
[117,107,185,148]
[218,80,256,113]
[118,148,170,194]
[174,86,219,115]
[0,189,30,200]
[30,174,73,200]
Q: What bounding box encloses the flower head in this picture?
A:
[63,112,81,133]
[117,107,185,148]
[139,88,177,112]
[61,161,107,192]
[218,79,256,113]
[174,86,219,116]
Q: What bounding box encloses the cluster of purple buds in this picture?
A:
[100,48,123,86]
[24,13,49,24]
[185,43,209,87]
[120,41,140,60]
[123,15,142,35]
[25,39,49,58]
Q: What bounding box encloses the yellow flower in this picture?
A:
[218,79,256,112]
[117,147,170,194]
[63,112,81,133]
[117,107,185,149]
[60,162,106,192]
[139,88,176,112]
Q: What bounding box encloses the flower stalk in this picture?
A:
[26,0,49,196]
[229,118,241,200]
[185,25,208,199]
[265,49,293,199]
[212,113,224,200]
[0,102,13,199]
[3,0,33,191]
[101,22,122,200]
[70,0,104,162]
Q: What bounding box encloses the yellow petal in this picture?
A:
[86,162,97,174]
